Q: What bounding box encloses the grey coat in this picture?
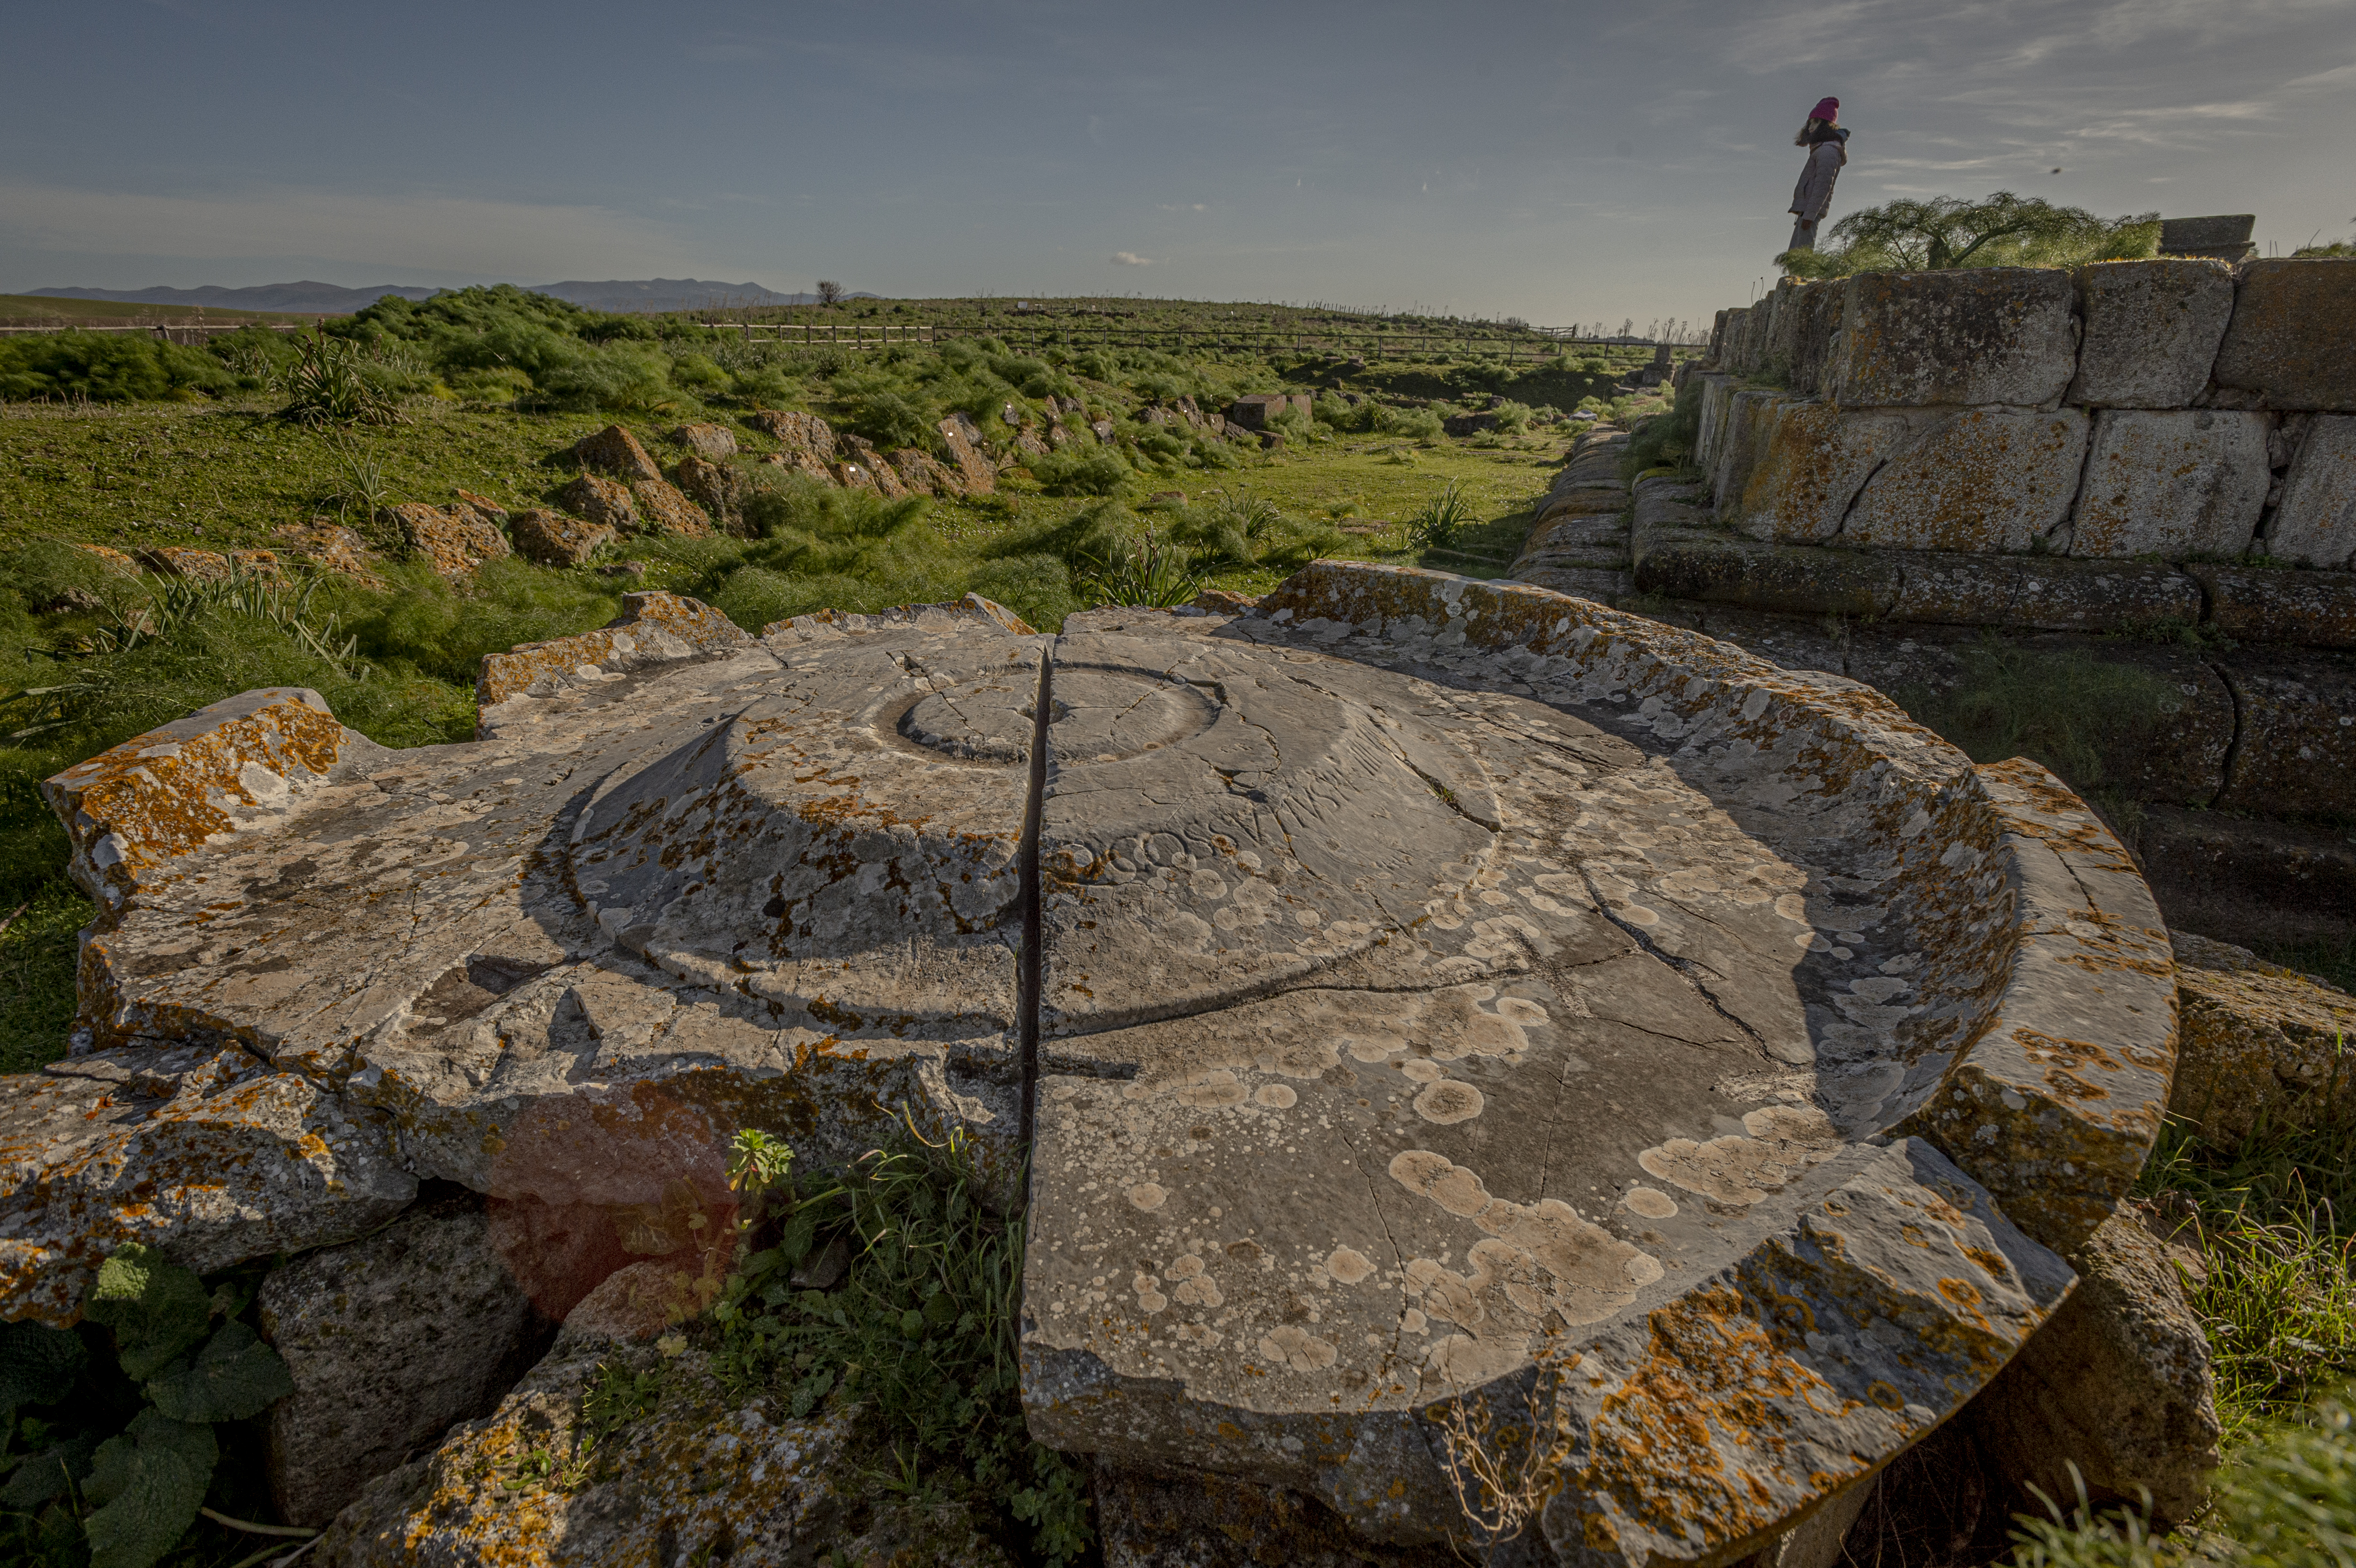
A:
[1790,140,1845,221]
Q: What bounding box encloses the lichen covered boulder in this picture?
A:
[555,472,635,532]
[381,502,511,577]
[625,476,712,537]
[273,521,386,584]
[668,421,736,461]
[2169,930,2356,1143]
[571,423,663,482]
[509,507,615,567]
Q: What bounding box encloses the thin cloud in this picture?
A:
[0,180,708,278]
[1110,250,1151,266]
[2284,58,2356,89]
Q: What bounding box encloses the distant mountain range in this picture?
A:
[24,278,865,315]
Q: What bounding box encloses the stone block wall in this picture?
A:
[1699,260,2356,571]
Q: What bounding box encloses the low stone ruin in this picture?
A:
[4,560,2208,1564]
[1522,261,2356,957]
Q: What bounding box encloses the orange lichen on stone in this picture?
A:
[1,1046,414,1325]
[76,542,139,575]
[2170,931,2356,1143]
[138,545,260,580]
[1894,756,2177,1252]
[41,686,351,914]
[475,591,753,711]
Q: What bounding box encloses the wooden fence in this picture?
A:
[0,321,313,343]
[694,320,1700,361]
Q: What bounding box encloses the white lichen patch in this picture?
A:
[1623,1186,1679,1220]
[1258,1324,1341,1372]
[1636,1105,1844,1206]
[1412,1080,1485,1123]
[1388,1151,1662,1328]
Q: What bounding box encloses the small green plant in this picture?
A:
[1,1245,298,1568]
[324,431,393,526]
[710,1122,1092,1565]
[559,1359,666,1488]
[275,327,403,427]
[1407,480,1472,552]
[1077,531,1203,609]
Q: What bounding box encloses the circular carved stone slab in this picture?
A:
[28,576,2178,1567]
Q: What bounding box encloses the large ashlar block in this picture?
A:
[1724,400,1920,543]
[2265,414,2356,568]
[2070,410,2271,559]
[1828,270,2079,408]
[1707,387,1788,510]
[1768,278,1846,396]
[2213,258,2356,412]
[1693,373,1741,468]
[2070,260,2236,409]
[1842,408,2090,552]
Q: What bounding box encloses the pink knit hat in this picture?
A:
[1810,97,1840,121]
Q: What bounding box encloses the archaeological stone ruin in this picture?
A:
[4,541,2217,1564]
[1516,259,2356,959]
[8,257,2356,1566]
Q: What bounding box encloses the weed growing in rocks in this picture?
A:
[2138,1116,2356,1443]
[0,1247,300,1568]
[1430,1366,1566,1554]
[1894,639,2188,801]
[709,1127,1091,1565]
[2008,1385,2356,1568]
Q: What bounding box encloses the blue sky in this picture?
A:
[6,0,2352,327]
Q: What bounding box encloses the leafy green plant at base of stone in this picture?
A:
[2,1245,298,1568]
[710,1127,1091,1566]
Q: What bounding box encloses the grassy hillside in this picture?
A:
[0,293,324,326]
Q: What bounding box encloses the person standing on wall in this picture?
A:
[1788,97,1849,254]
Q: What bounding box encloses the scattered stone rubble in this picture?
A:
[2169,931,2356,1143]
[6,557,2200,1565]
[379,501,511,577]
